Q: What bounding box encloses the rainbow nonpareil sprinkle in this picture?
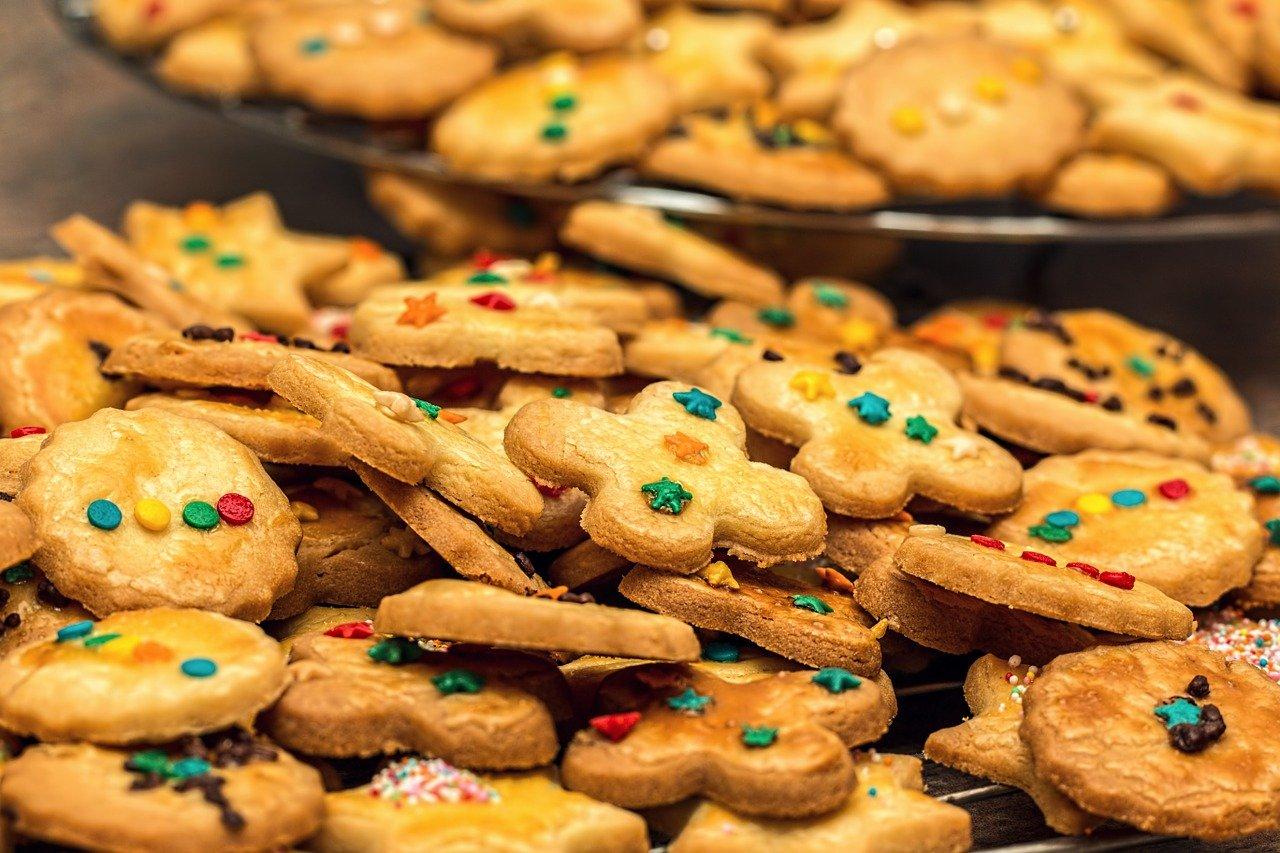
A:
[367,757,499,806]
[1191,608,1280,682]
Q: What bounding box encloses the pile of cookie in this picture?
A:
[2,191,1280,851]
[90,0,1280,216]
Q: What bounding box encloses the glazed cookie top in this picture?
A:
[0,608,286,744]
[834,37,1086,196]
[16,407,301,620]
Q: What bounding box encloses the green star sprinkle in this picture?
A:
[1154,697,1201,729]
[790,594,832,615]
[672,388,721,420]
[666,687,712,714]
[741,725,778,748]
[432,668,486,695]
[904,415,938,444]
[1028,523,1072,543]
[812,667,862,693]
[1252,475,1280,495]
[813,283,849,309]
[551,386,572,398]
[467,271,506,285]
[641,477,693,514]
[709,327,752,345]
[367,637,425,665]
[756,306,795,328]
[415,399,441,419]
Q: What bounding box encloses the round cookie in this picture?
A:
[0,608,287,744]
[0,290,166,432]
[833,37,1086,197]
[1021,641,1280,841]
[17,407,301,620]
[0,737,323,852]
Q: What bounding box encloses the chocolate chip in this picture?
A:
[210,327,235,343]
[1171,377,1197,397]
[0,589,9,608]
[291,337,318,350]
[36,579,70,608]
[3,612,19,629]
[1148,387,1165,402]
[182,324,214,340]
[834,351,862,374]
[1023,312,1073,345]
[87,340,112,363]
[561,591,596,604]
[514,551,536,577]
[1100,395,1123,412]
[220,808,246,832]
[1147,413,1177,430]
[1170,703,1226,753]
[666,122,689,139]
[129,773,164,791]
[1032,376,1069,394]
[1197,401,1218,424]
[330,342,351,353]
[1187,675,1210,698]
[760,349,783,361]
[997,366,1030,384]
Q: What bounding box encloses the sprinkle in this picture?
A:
[812,667,862,693]
[540,122,568,142]
[1154,697,1201,728]
[1265,518,1280,546]
[57,620,94,642]
[397,293,447,327]
[757,306,794,328]
[664,431,709,464]
[903,415,938,444]
[790,594,832,615]
[840,318,879,349]
[1099,571,1136,590]
[1076,492,1112,514]
[466,271,506,285]
[1251,475,1280,494]
[548,92,577,112]
[590,711,641,742]
[83,632,122,648]
[551,386,572,398]
[891,105,926,135]
[1191,607,1280,682]
[1126,355,1155,377]
[367,757,498,806]
[432,668,485,695]
[815,566,856,596]
[641,477,693,514]
[1111,489,1147,508]
[415,399,441,419]
[788,370,835,402]
[848,392,891,425]
[812,283,849,309]
[741,725,778,748]
[1028,523,1071,543]
[182,501,220,530]
[367,637,425,665]
[533,586,568,601]
[697,560,738,590]
[1020,550,1056,565]
[169,757,211,778]
[87,499,122,531]
[2,563,34,583]
[1067,561,1100,579]
[133,499,171,531]
[180,657,218,678]
[1158,479,1191,500]
[214,252,245,269]
[973,75,1008,102]
[702,641,741,662]
[8,426,45,438]
[216,493,254,525]
[667,687,712,714]
[469,291,516,311]
[325,621,374,639]
[970,534,1004,550]
[300,36,329,55]
[709,327,752,345]
[1045,510,1080,528]
[672,388,721,420]
[180,234,211,253]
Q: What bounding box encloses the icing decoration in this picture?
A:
[903,415,938,444]
[790,594,832,615]
[216,493,254,526]
[374,390,425,423]
[1099,571,1136,590]
[182,501,220,530]
[666,687,712,714]
[87,499,122,531]
[367,637,425,665]
[1020,550,1056,565]
[1075,493,1112,514]
[367,757,499,806]
[812,283,848,309]
[1067,561,1100,578]
[1126,355,1155,377]
[970,534,1005,550]
[701,641,741,662]
[664,431,709,464]
[56,620,94,642]
[325,621,374,639]
[812,667,862,694]
[1111,489,1146,507]
[641,477,693,514]
[469,291,517,311]
[696,560,738,590]
[134,499,171,532]
[789,371,835,402]
[1266,519,1280,546]
[741,725,778,748]
[9,426,45,438]
[1154,693,1226,753]
[756,306,795,328]
[397,293,447,327]
[709,327,752,345]
[1157,479,1191,500]
[590,711,641,742]
[1027,523,1071,543]
[432,668,485,695]
[416,399,442,420]
[1030,482,1183,544]
[180,657,218,678]
[180,234,211,253]
[847,392,891,425]
[672,388,721,420]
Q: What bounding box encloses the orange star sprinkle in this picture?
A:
[534,585,569,600]
[397,293,447,327]
[664,431,709,464]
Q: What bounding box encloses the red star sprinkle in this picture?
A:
[971,534,1005,550]
[469,291,517,311]
[9,426,45,438]
[1099,571,1136,590]
[1020,550,1056,566]
[1157,478,1191,500]
[590,711,642,742]
[1067,561,1100,579]
[471,250,504,269]
[325,621,375,639]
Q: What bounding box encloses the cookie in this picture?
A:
[909,299,1034,376]
[503,380,827,572]
[347,283,625,377]
[156,13,262,98]
[105,327,400,391]
[1021,641,1280,840]
[0,563,93,661]
[0,290,166,432]
[560,202,784,305]
[301,235,407,308]
[0,736,323,852]
[896,525,1193,639]
[643,102,890,210]
[93,0,239,52]
[309,762,648,853]
[51,214,249,331]
[639,7,774,114]
[1103,0,1248,89]
[126,390,350,467]
[732,351,1025,518]
[365,170,558,258]
[653,751,972,852]
[986,450,1265,605]
[261,628,562,767]
[620,561,884,674]
[548,539,632,589]
[267,477,438,620]
[434,0,641,53]
[1035,153,1178,218]
[824,511,913,579]
[375,578,700,660]
[833,38,1086,197]
[705,277,897,350]
[432,53,675,182]
[924,654,1100,835]
[0,500,38,573]
[267,354,544,535]
[959,309,1251,459]
[251,0,497,120]
[560,661,896,817]
[0,256,84,305]
[1211,432,1280,608]
[17,407,301,619]
[123,194,351,333]
[352,461,543,594]
[0,607,285,743]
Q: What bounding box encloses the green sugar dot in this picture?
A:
[182,501,219,530]
[541,122,568,142]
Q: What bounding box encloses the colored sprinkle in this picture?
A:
[1192,607,1280,682]
[182,501,220,530]
[757,306,794,328]
[2,563,34,583]
[300,36,329,55]
[9,426,45,438]
[848,392,891,425]
[1045,510,1080,528]
[83,632,122,648]
[134,499,171,531]
[56,620,94,642]
[1029,523,1071,543]
[1020,550,1056,566]
[672,388,721,420]
[1266,518,1280,546]
[1158,479,1192,500]
[87,499,122,531]
[169,757,212,778]
[432,668,485,695]
[812,284,849,309]
[702,641,741,662]
[214,252,245,269]
[1251,475,1280,494]
[416,399,442,419]
[1111,489,1146,508]
[548,92,577,112]
[180,657,218,678]
[1067,561,1100,579]
[367,757,499,806]
[1154,697,1201,728]
[540,122,568,142]
[1126,355,1155,377]
[789,370,835,402]
[132,640,173,663]
[590,711,641,742]
[741,725,778,748]
[709,327,752,345]
[970,534,1004,550]
[790,594,832,615]
[812,667,862,693]
[180,234,211,253]
[641,477,693,514]
[551,386,572,398]
[216,493,255,525]
[666,687,712,714]
[903,415,938,444]
[469,291,517,311]
[1099,571,1136,590]
[467,271,506,285]
[325,621,374,639]
[1075,492,1112,514]
[367,637,425,665]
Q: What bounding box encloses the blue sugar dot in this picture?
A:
[56,620,94,642]
[1111,489,1147,508]
[180,658,218,678]
[1044,510,1080,528]
[87,499,122,530]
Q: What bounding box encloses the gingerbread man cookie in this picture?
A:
[156,13,263,99]
[732,350,1024,518]
[561,661,896,817]
[434,0,641,53]
[0,608,286,744]
[268,354,544,535]
[433,53,675,183]
[504,380,827,572]
[706,278,897,351]
[639,7,774,114]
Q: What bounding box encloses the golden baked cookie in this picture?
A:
[1211,432,1280,609]
[639,6,774,114]
[1036,153,1179,218]
[434,0,642,53]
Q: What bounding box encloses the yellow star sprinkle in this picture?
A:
[789,370,835,402]
[697,560,739,590]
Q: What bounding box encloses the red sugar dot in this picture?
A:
[1066,561,1100,579]
[589,711,641,742]
[9,426,45,438]
[1099,571,1136,590]
[1020,550,1057,566]
[216,493,255,525]
[469,291,516,311]
[471,250,504,269]
[325,621,374,639]
[1157,478,1191,500]
[970,534,1005,550]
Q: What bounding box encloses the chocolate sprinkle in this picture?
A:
[834,351,862,375]
[1187,675,1210,698]
[1147,413,1178,430]
[1171,377,1197,397]
[761,349,784,361]
[1197,401,1218,425]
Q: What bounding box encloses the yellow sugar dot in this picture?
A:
[1076,492,1112,514]
[698,560,739,590]
[891,106,926,136]
[1011,57,1043,83]
[134,499,171,532]
[789,370,836,402]
[840,318,880,350]
[974,76,1008,102]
